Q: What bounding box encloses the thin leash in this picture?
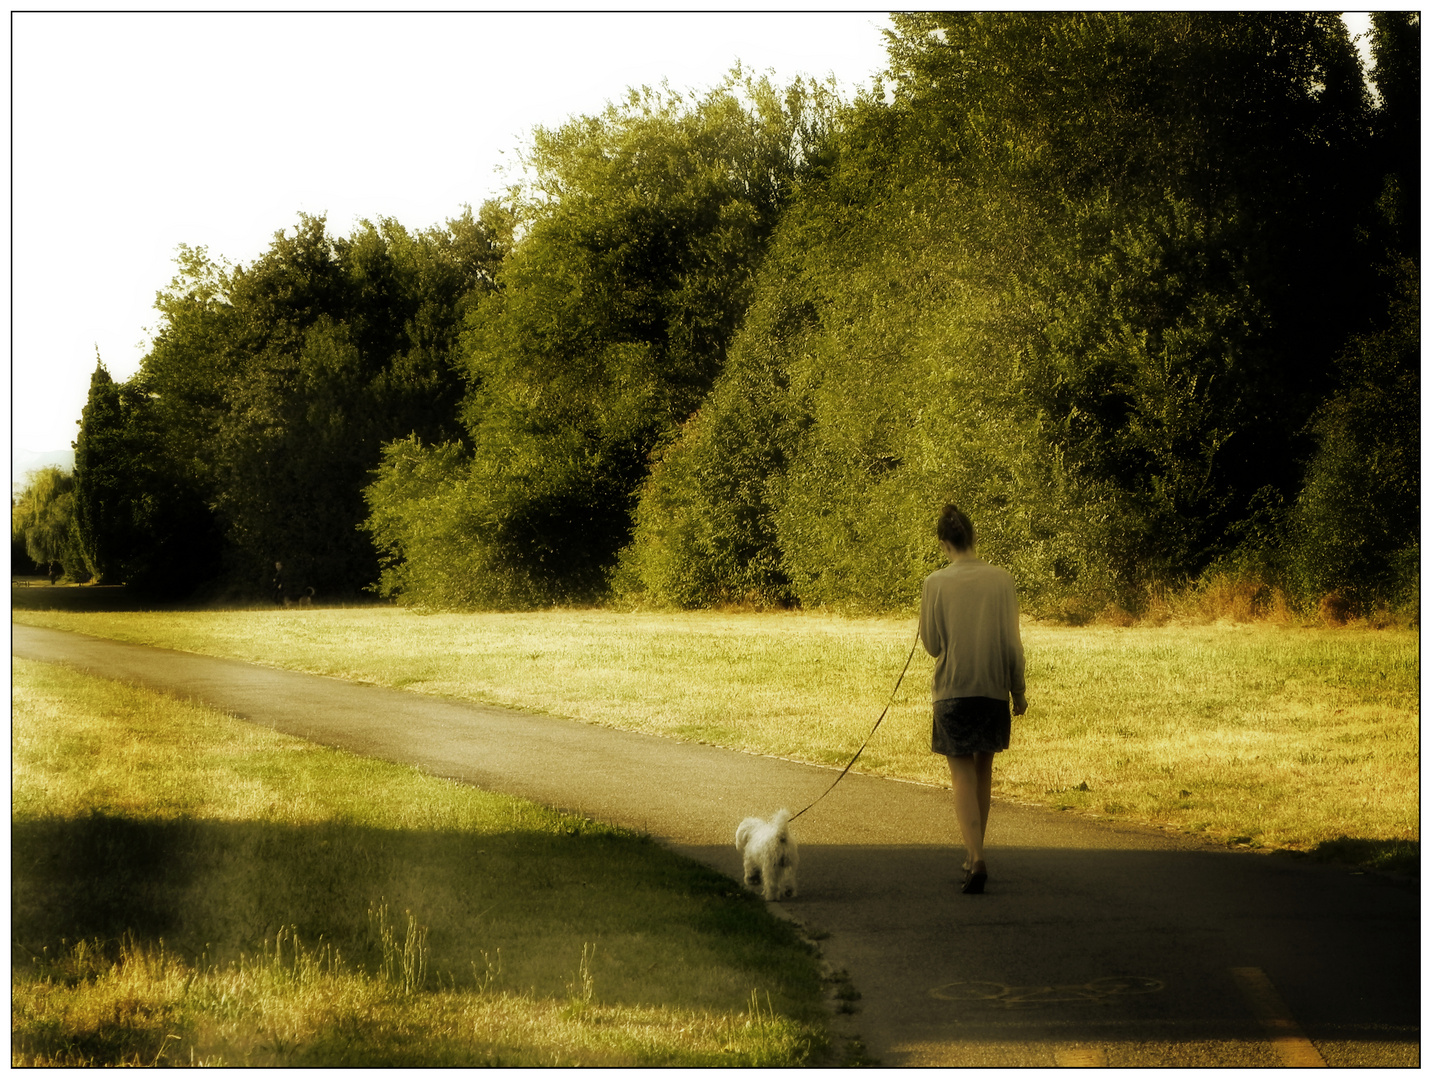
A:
[789,622,922,822]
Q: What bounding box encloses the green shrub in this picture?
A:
[362,438,498,609]
[451,76,832,610]
[615,264,816,609]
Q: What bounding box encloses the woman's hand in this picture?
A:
[1012,693,1028,716]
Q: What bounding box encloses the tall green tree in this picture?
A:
[141,208,502,597]
[73,355,224,595]
[73,360,135,584]
[1280,14,1420,613]
[892,12,1373,581]
[623,13,1380,614]
[367,72,836,607]
[1367,11,1420,257]
[1287,258,1419,612]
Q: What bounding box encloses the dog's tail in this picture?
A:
[735,817,759,852]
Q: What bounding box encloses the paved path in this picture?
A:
[13,623,1419,1066]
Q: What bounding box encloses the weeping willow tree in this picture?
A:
[12,467,89,583]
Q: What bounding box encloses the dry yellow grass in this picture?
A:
[13,606,1418,857]
[13,936,806,1067]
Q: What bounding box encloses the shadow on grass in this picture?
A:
[12,584,152,613]
[1308,836,1419,875]
[13,812,837,1067]
[12,812,817,1007]
[11,583,392,615]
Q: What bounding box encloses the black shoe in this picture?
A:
[961,861,987,894]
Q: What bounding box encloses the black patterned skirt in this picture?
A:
[931,696,1012,756]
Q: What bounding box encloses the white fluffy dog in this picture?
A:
[735,809,799,901]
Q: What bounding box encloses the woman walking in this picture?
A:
[919,504,1027,894]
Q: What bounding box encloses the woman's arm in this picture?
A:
[918,578,942,658]
[1007,577,1027,714]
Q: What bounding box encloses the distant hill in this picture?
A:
[13,447,75,494]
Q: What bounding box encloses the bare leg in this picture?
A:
[946,754,986,865]
[975,751,994,844]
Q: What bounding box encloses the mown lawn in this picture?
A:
[12,657,831,1067]
[14,602,1418,866]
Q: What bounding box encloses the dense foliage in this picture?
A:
[65,14,1417,616]
[362,73,837,608]
[1287,257,1419,611]
[621,13,1413,616]
[71,210,506,598]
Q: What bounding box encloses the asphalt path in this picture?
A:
[13,623,1419,1067]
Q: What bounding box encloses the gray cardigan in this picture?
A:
[919,557,1026,702]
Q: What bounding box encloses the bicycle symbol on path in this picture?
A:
[930,975,1164,1009]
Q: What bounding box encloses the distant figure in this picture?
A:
[272,561,286,605]
[919,504,1027,895]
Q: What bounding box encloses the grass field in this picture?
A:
[13,601,1418,869]
[12,658,831,1067]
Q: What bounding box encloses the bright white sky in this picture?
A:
[9,12,1374,459]
[9,11,894,456]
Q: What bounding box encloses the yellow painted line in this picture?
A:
[1230,966,1327,1067]
[1054,1047,1108,1067]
